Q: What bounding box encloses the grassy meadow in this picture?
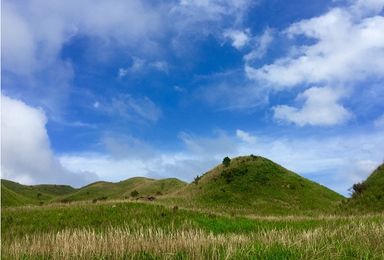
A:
[2,200,384,259]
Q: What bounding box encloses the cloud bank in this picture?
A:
[1,95,98,187]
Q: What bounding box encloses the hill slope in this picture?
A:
[172,155,344,215]
[346,162,384,212]
[1,184,34,206]
[61,177,187,202]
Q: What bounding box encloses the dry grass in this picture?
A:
[3,217,384,259]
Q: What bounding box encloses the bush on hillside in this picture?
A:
[349,181,368,199]
[131,190,139,197]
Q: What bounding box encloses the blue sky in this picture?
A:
[2,0,384,196]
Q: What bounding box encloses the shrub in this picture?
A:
[131,190,139,198]
[193,175,201,185]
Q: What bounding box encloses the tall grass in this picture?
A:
[3,218,384,259]
[2,201,384,259]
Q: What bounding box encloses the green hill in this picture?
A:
[346,162,384,212]
[171,155,344,215]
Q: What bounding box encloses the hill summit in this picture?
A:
[175,155,344,215]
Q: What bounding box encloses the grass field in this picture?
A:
[2,201,384,259]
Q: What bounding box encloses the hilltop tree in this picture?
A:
[222,156,231,167]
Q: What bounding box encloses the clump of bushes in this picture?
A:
[131,190,139,198]
[351,181,367,198]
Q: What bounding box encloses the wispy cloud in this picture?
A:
[99,95,162,123]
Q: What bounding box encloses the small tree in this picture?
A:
[222,156,231,167]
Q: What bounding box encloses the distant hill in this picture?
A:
[1,179,75,206]
[1,178,187,206]
[346,162,384,212]
[172,155,344,215]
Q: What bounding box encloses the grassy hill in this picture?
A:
[345,162,384,212]
[170,155,344,215]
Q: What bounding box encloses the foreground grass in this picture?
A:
[2,201,384,259]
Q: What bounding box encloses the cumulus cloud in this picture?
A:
[1,95,98,187]
[273,87,353,126]
[245,6,384,88]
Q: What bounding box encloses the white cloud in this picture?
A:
[244,28,274,61]
[273,87,353,126]
[223,29,250,49]
[349,0,384,18]
[245,7,384,89]
[236,129,257,144]
[1,95,98,187]
[2,0,163,76]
